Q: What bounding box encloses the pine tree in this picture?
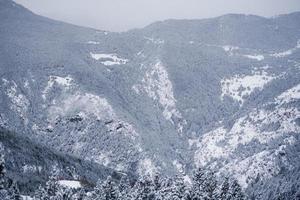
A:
[202,171,218,200]
[7,181,22,200]
[73,188,86,200]
[90,176,120,200]
[118,176,131,200]
[103,176,120,200]
[0,145,6,190]
[191,167,206,200]
[156,177,173,200]
[169,175,187,200]
[0,145,9,200]
[229,180,245,200]
[34,185,49,200]
[219,177,230,200]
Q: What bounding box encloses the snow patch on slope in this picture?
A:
[4,80,29,123]
[243,54,264,61]
[47,92,138,138]
[195,85,300,188]
[87,41,100,44]
[144,37,165,45]
[270,39,300,58]
[42,76,73,100]
[132,61,186,131]
[276,84,300,105]
[138,158,158,177]
[58,180,82,189]
[90,53,128,66]
[221,70,276,105]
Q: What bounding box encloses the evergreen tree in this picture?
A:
[7,181,22,200]
[34,185,49,200]
[218,177,230,200]
[191,167,206,200]
[202,171,217,200]
[90,176,119,200]
[156,177,173,200]
[118,176,131,200]
[229,180,245,200]
[169,175,187,200]
[0,145,9,200]
[0,145,6,190]
[73,188,86,200]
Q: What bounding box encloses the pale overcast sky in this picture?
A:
[14,0,300,32]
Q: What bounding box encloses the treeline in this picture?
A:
[0,146,246,200]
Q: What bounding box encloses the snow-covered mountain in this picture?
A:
[0,0,299,198]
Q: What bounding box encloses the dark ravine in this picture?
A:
[0,0,299,198]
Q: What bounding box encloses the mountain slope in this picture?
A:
[0,128,122,194]
[0,0,299,198]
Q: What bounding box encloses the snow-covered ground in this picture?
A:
[221,70,276,105]
[132,61,186,132]
[144,37,165,45]
[276,83,300,105]
[270,39,300,58]
[90,53,128,66]
[58,180,82,189]
[87,41,100,44]
[138,158,158,177]
[195,84,300,188]
[133,61,181,122]
[3,80,29,123]
[243,54,264,61]
[42,75,73,100]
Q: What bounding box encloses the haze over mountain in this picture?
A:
[13,0,300,32]
[0,0,300,199]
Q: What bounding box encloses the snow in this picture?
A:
[6,81,29,123]
[138,158,158,177]
[194,91,300,188]
[221,70,276,105]
[222,45,239,52]
[270,39,300,58]
[48,92,139,138]
[173,160,184,173]
[220,151,279,188]
[243,54,264,61]
[58,180,82,189]
[22,165,42,173]
[87,41,100,44]
[48,92,115,122]
[144,36,165,44]
[95,152,111,167]
[276,84,300,104]
[132,61,183,126]
[222,45,239,55]
[271,50,293,58]
[42,75,73,100]
[21,195,33,200]
[90,53,128,65]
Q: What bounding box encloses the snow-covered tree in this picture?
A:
[202,171,218,200]
[191,167,206,199]
[89,176,119,200]
[7,181,22,200]
[0,145,6,190]
[0,145,9,200]
[229,180,245,200]
[218,177,230,200]
[118,176,131,200]
[34,185,48,200]
[169,175,188,200]
[73,188,86,200]
[156,177,173,200]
